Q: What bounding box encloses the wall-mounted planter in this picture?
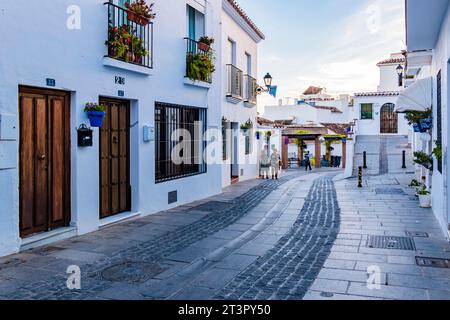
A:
[413,123,427,133]
[420,118,433,130]
[87,111,106,128]
[256,132,261,140]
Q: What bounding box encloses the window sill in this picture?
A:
[103,57,153,76]
[244,101,257,108]
[183,78,212,89]
[226,94,243,104]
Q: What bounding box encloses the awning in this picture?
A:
[395,77,432,113]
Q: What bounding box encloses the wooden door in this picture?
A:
[380,103,398,134]
[19,87,71,237]
[99,98,131,219]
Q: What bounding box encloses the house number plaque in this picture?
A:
[115,76,126,85]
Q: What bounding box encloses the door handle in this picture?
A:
[38,154,46,161]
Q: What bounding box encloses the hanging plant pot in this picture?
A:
[127,11,150,26]
[87,111,106,128]
[198,42,210,52]
[420,118,433,130]
[256,132,261,140]
[413,123,427,133]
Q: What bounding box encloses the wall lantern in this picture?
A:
[77,124,93,147]
[257,73,276,97]
[396,64,404,87]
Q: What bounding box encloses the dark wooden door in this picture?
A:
[99,98,131,219]
[380,103,398,134]
[19,87,71,237]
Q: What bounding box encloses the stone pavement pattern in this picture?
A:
[215,175,340,300]
[304,174,450,300]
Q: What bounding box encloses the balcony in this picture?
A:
[244,75,257,106]
[226,64,243,103]
[184,38,214,85]
[105,2,153,71]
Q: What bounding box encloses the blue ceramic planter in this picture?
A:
[87,111,106,127]
[420,118,432,130]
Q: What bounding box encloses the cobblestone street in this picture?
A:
[1,169,450,300]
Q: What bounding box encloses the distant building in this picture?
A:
[353,53,410,136]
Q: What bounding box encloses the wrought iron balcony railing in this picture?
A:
[105,2,153,68]
[226,64,243,100]
[244,74,257,105]
[185,38,214,83]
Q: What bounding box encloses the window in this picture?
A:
[437,70,442,173]
[155,102,207,183]
[227,39,236,65]
[245,52,252,76]
[245,133,251,155]
[361,103,373,120]
[222,120,229,160]
[187,5,205,41]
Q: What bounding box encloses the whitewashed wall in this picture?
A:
[221,2,260,188]
[0,0,224,256]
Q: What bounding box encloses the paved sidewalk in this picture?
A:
[0,169,339,300]
[304,174,450,300]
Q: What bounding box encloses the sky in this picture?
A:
[236,0,406,111]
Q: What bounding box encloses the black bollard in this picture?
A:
[358,166,363,188]
[402,150,407,169]
[363,151,367,169]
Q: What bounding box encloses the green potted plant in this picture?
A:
[198,36,214,52]
[405,108,432,133]
[125,0,156,25]
[408,179,421,188]
[85,103,106,127]
[240,120,253,132]
[413,151,433,170]
[432,142,442,163]
[416,186,431,208]
[106,25,149,63]
[186,52,215,82]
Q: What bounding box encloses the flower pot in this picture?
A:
[127,11,150,26]
[198,42,210,52]
[256,132,261,140]
[420,118,433,130]
[87,111,106,128]
[418,194,431,208]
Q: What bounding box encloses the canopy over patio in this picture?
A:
[395,77,432,113]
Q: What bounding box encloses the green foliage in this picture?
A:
[186,52,215,82]
[106,25,149,63]
[432,142,442,162]
[84,103,106,112]
[240,120,253,131]
[295,139,307,150]
[413,151,433,170]
[404,108,432,126]
[125,0,156,21]
[198,36,215,46]
[416,185,430,196]
[408,179,421,188]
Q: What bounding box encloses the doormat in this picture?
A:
[416,257,450,269]
[366,235,416,250]
[192,201,234,213]
[101,261,166,284]
[375,188,405,195]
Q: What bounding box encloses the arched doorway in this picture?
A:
[380,103,398,134]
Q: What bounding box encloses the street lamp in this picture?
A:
[257,73,275,95]
[396,64,404,87]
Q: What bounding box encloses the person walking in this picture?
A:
[305,151,312,171]
[260,146,270,179]
[270,149,281,180]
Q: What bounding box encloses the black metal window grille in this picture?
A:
[244,75,257,104]
[361,103,373,120]
[106,2,154,68]
[226,64,243,99]
[155,102,207,183]
[437,70,442,173]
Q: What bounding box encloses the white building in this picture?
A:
[221,0,264,187]
[0,0,263,257]
[404,0,450,240]
[353,53,410,136]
